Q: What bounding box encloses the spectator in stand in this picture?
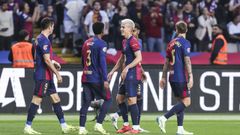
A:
[229,0,240,16]
[84,0,109,38]
[183,0,198,52]
[105,2,116,47]
[196,0,218,16]
[0,0,14,50]
[55,0,64,45]
[62,0,86,54]
[112,5,129,50]
[210,24,228,65]
[18,2,40,39]
[227,14,240,51]
[195,7,217,52]
[127,0,148,41]
[8,30,34,68]
[143,3,163,52]
[164,1,178,43]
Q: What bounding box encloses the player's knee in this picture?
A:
[183,98,191,107]
[128,97,137,105]
[50,94,61,103]
[116,95,124,104]
[32,96,42,105]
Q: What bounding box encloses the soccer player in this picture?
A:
[79,22,112,135]
[23,17,76,134]
[109,23,148,133]
[156,21,194,135]
[107,19,142,134]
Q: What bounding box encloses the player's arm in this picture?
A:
[141,66,147,81]
[121,50,142,80]
[107,53,125,81]
[99,45,109,90]
[43,54,62,83]
[160,58,170,89]
[184,56,193,89]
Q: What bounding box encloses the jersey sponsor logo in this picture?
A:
[43,45,48,50]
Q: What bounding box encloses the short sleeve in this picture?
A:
[183,41,191,57]
[39,39,50,54]
[166,43,171,58]
[130,38,140,52]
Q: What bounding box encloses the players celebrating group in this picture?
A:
[24,16,193,135]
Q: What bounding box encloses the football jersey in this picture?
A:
[122,36,142,81]
[166,36,191,82]
[34,34,53,80]
[81,36,107,83]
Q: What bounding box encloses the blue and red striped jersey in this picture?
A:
[81,36,108,83]
[166,36,191,82]
[122,36,142,81]
[34,34,53,81]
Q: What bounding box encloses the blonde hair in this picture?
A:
[121,19,135,29]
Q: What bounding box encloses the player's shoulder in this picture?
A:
[130,36,138,42]
[36,34,49,44]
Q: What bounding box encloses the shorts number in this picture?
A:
[86,50,91,66]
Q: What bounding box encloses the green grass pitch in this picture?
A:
[0,114,240,135]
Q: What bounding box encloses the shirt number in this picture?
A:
[86,50,91,66]
[170,49,175,65]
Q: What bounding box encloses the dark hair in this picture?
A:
[212,24,229,41]
[0,0,8,6]
[92,22,104,35]
[176,21,188,34]
[18,29,29,41]
[40,17,54,30]
[92,0,101,7]
[19,2,26,12]
[134,23,140,30]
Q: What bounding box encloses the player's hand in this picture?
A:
[121,67,129,81]
[141,72,147,82]
[104,81,109,90]
[56,74,62,83]
[187,74,193,90]
[160,78,166,89]
[107,71,113,81]
[52,60,61,70]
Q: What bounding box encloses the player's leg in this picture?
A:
[136,82,143,125]
[136,82,149,133]
[124,80,140,134]
[176,97,193,135]
[91,83,112,135]
[157,82,191,134]
[49,81,77,133]
[78,83,94,134]
[24,80,45,134]
[115,83,131,133]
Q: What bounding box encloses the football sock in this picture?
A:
[97,99,112,124]
[117,110,122,116]
[129,104,139,125]
[119,102,128,123]
[177,110,184,126]
[137,99,143,124]
[164,102,185,119]
[26,103,39,126]
[52,102,65,124]
[79,99,91,127]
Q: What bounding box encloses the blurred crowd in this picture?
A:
[0,0,240,55]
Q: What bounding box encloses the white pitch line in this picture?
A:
[0,114,240,121]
